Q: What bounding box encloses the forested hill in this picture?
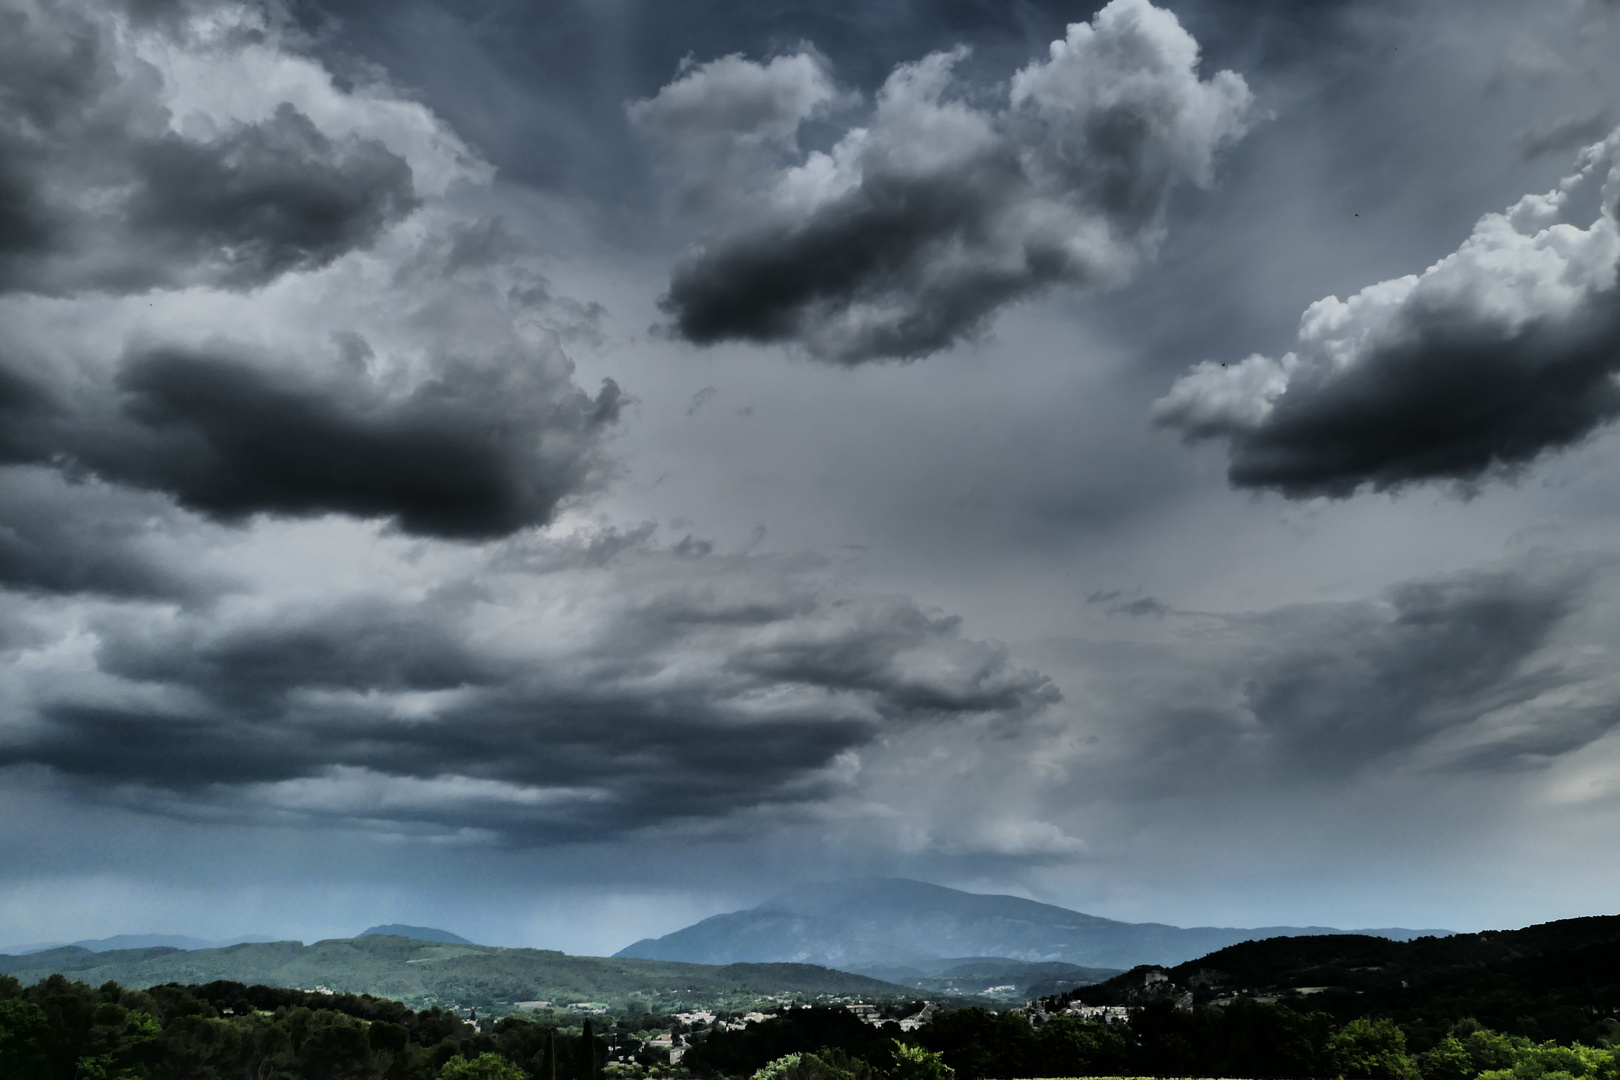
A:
[0,934,910,1015]
[1065,913,1620,1045]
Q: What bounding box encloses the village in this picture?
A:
[407,997,957,1071]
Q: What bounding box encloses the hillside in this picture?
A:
[855,957,1122,1000]
[616,877,1451,970]
[0,933,911,1015]
[1075,913,1620,1000]
[1064,913,1620,1046]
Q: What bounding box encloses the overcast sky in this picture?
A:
[4,0,1620,957]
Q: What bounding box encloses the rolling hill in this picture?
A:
[615,878,1452,970]
[0,933,912,1015]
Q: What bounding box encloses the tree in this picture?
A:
[1422,1035,1476,1080]
[583,1018,598,1080]
[0,998,51,1080]
[749,1050,873,1080]
[1333,1017,1422,1080]
[440,1051,528,1080]
[891,1042,956,1080]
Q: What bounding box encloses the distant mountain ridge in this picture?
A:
[0,933,278,957]
[615,878,1453,971]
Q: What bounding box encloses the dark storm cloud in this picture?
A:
[106,346,621,539]
[1154,127,1620,497]
[0,538,1059,841]
[0,343,621,540]
[0,0,417,296]
[635,0,1252,363]
[118,103,417,289]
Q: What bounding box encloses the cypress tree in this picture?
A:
[542,1029,557,1080]
[582,1019,597,1080]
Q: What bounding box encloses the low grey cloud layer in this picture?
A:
[635,0,1252,363]
[1234,563,1608,775]
[1055,556,1620,802]
[1154,127,1620,497]
[1,531,1057,842]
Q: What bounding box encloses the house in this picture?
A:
[674,1011,716,1026]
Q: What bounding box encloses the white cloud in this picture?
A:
[1154,126,1620,495]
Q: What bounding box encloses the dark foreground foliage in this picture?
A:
[682,998,1619,1080]
[0,972,603,1080]
[5,966,1620,1080]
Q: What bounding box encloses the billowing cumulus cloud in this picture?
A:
[1154,127,1620,497]
[629,51,847,213]
[0,0,425,295]
[0,529,1059,842]
[635,0,1252,363]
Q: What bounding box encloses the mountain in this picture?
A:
[359,925,473,945]
[0,933,277,956]
[615,878,1453,970]
[0,934,913,1014]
